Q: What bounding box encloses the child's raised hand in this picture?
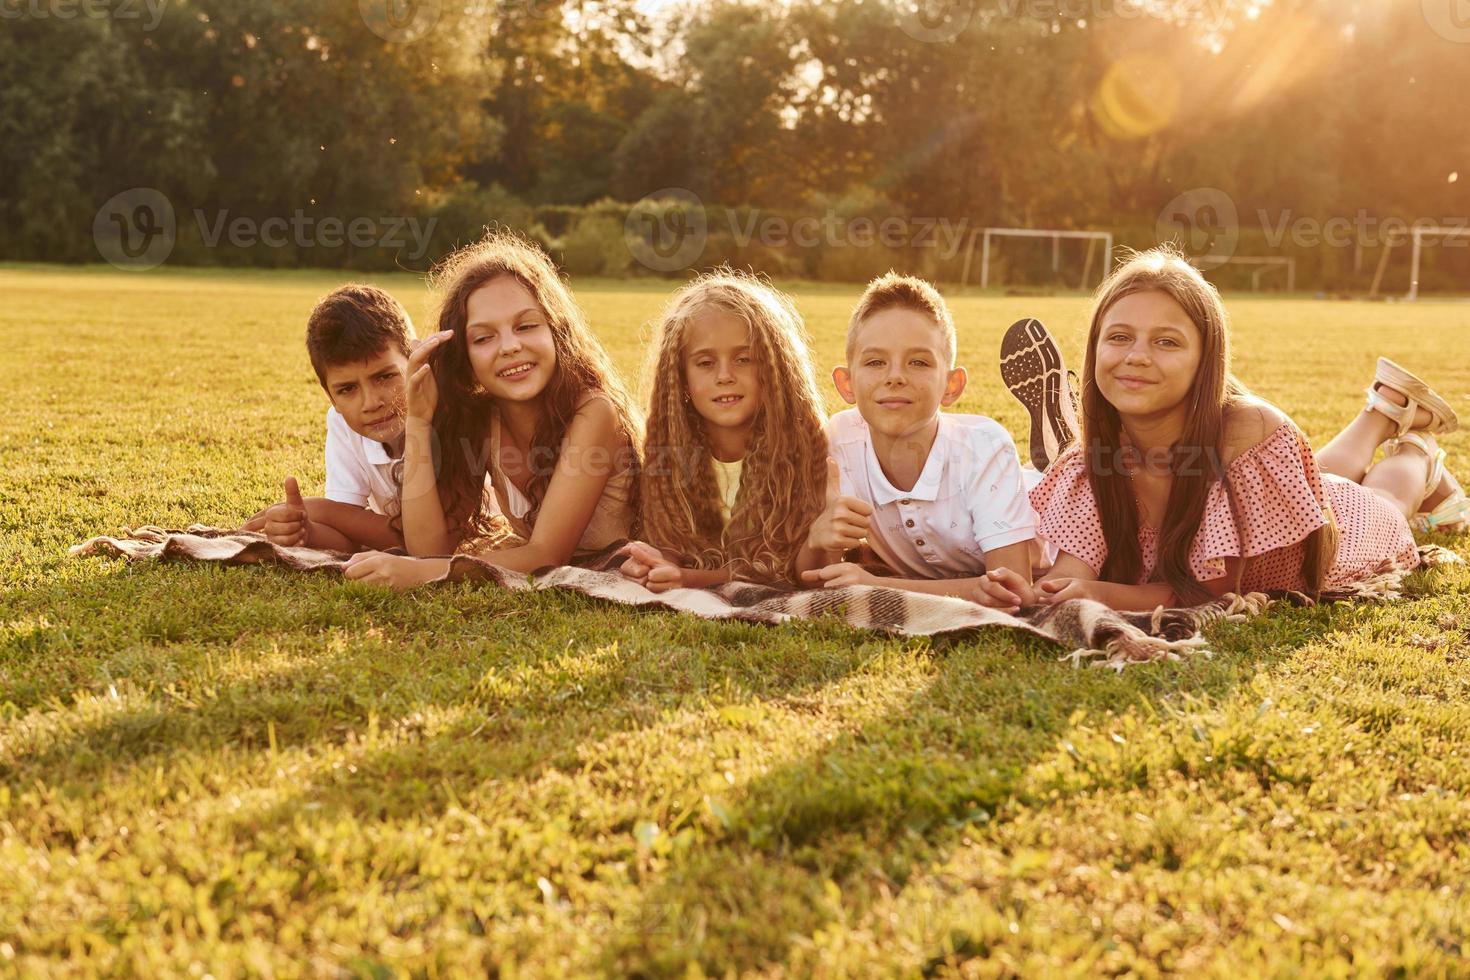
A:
[971,568,1035,614]
[262,476,312,548]
[406,330,452,421]
[805,458,873,554]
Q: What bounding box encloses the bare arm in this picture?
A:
[302,498,402,551]
[462,397,626,573]
[1037,551,1243,611]
[399,332,460,556]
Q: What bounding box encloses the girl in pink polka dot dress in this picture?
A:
[980,247,1466,614]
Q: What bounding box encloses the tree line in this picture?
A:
[2,0,1467,291]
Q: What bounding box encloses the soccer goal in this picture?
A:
[1406,225,1470,301]
[1187,255,1297,293]
[960,228,1115,291]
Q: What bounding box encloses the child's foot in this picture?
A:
[1365,358,1459,437]
[1416,461,1469,533]
[1369,382,1435,432]
[1000,318,1079,471]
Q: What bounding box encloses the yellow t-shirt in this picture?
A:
[712,457,743,527]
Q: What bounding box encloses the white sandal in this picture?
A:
[1386,432,1470,533]
[1365,358,1459,438]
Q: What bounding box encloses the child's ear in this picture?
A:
[941,366,967,406]
[832,366,857,405]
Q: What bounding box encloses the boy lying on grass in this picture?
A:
[241,285,413,552]
[797,273,1040,612]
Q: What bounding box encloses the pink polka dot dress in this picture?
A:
[1030,423,1420,593]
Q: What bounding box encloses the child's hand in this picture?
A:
[971,568,1036,614]
[806,458,873,553]
[616,540,660,585]
[406,330,452,422]
[342,551,446,589]
[1037,577,1095,605]
[261,477,312,547]
[800,562,875,589]
[617,541,684,592]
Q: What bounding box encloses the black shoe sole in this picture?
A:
[999,317,1077,471]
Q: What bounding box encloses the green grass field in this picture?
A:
[3,264,1470,976]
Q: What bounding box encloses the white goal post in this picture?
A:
[960,228,1115,290]
[1406,225,1470,301]
[1187,255,1297,293]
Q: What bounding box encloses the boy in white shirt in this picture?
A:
[242,285,414,552]
[798,273,1039,611]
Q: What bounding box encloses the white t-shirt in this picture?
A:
[826,408,1037,579]
[323,407,402,517]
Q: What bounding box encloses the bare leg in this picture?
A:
[1317,385,1434,481]
[1362,434,1435,519]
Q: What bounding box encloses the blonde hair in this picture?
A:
[846,271,957,367]
[641,270,829,584]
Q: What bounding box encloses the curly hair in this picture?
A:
[428,230,642,545]
[640,270,829,584]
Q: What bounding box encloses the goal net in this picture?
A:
[960,228,1115,291]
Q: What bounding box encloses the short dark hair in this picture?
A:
[305,284,414,386]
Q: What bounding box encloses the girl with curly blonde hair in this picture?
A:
[619,271,830,590]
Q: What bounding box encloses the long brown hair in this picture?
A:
[428,231,642,543]
[1079,247,1332,602]
[640,271,829,584]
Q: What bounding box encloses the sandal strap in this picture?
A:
[1385,433,1447,511]
[1365,386,1416,438]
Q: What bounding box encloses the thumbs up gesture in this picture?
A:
[805,457,874,555]
[261,476,313,548]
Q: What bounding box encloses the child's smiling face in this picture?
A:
[323,348,409,443]
[465,275,558,402]
[1093,289,1203,419]
[683,309,762,440]
[835,308,965,439]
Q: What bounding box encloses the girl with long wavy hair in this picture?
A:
[345,232,642,588]
[617,271,829,590]
[993,247,1463,612]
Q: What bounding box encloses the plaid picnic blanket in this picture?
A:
[71,526,1460,670]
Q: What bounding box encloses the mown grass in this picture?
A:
[2,263,1469,976]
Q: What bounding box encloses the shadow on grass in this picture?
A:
[600,597,1382,975]
[1,560,895,834]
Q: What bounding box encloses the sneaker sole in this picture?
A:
[1000,318,1077,471]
